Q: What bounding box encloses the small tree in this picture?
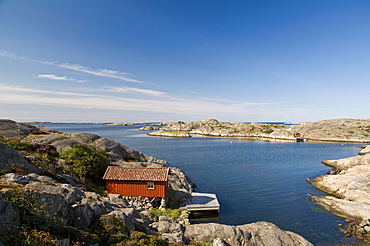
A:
[60,144,110,181]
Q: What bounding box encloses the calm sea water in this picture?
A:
[37,123,361,245]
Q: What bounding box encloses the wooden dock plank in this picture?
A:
[183,192,220,211]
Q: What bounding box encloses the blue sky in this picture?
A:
[1,0,370,123]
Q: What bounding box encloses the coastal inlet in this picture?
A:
[37,122,362,245]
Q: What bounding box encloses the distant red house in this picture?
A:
[294,132,301,138]
[102,166,170,198]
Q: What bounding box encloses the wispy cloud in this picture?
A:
[199,97,273,106]
[0,51,58,65]
[0,84,273,117]
[58,63,146,84]
[0,51,20,59]
[104,86,168,97]
[37,74,71,80]
[0,51,145,84]
[36,74,88,83]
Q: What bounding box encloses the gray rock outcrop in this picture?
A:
[139,126,162,131]
[309,196,370,221]
[310,153,370,220]
[0,119,38,138]
[0,142,28,171]
[32,133,156,164]
[309,146,370,240]
[359,145,370,155]
[184,222,313,246]
[0,192,20,232]
[151,216,184,234]
[0,142,41,174]
[321,154,370,171]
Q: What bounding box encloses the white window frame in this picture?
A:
[147,182,155,189]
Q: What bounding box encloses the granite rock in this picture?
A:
[184,222,313,246]
[0,142,41,174]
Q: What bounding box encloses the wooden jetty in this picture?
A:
[182,192,220,212]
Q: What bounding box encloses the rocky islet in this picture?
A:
[142,118,370,142]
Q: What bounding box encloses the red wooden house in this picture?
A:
[102,166,170,198]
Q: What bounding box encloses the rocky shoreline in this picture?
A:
[309,144,370,241]
[141,118,370,143]
[0,119,313,245]
[148,130,191,138]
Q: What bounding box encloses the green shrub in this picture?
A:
[98,215,129,244]
[5,187,46,226]
[262,129,274,134]
[187,242,211,246]
[149,208,181,219]
[84,177,106,194]
[128,231,171,246]
[127,154,140,162]
[60,144,110,181]
[0,137,32,152]
[0,138,59,174]
[1,188,66,245]
[100,215,129,233]
[198,243,211,246]
[30,143,59,163]
[21,227,58,246]
[168,131,187,134]
[0,169,13,175]
[214,125,228,129]
[9,163,27,175]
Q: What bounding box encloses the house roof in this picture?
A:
[102,166,170,181]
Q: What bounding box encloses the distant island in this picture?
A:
[106,122,146,126]
[140,118,370,142]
